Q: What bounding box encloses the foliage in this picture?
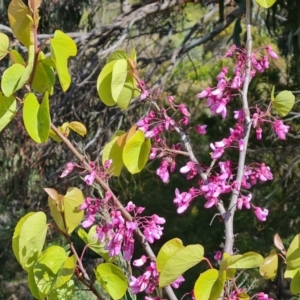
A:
[1,0,300,299]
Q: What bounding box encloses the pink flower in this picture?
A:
[133,255,147,267]
[265,45,278,59]
[171,275,185,289]
[179,104,190,117]
[84,170,96,185]
[256,292,274,300]
[60,162,74,178]
[156,160,170,183]
[173,188,193,214]
[214,251,222,261]
[141,89,149,100]
[254,207,269,221]
[195,124,207,135]
[198,87,211,98]
[256,127,262,140]
[273,120,289,140]
[237,194,252,210]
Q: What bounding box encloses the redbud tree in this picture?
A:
[1,0,300,299]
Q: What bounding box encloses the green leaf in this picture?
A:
[291,269,300,295]
[259,249,278,280]
[48,280,74,300]
[0,93,17,132]
[33,246,68,295]
[12,212,47,271]
[8,0,33,47]
[219,253,236,279]
[107,50,129,63]
[68,121,87,137]
[23,92,51,143]
[255,0,276,8]
[53,255,76,290]
[270,86,275,101]
[284,267,299,279]
[48,187,85,234]
[159,244,204,287]
[111,59,128,102]
[122,130,151,174]
[10,49,25,64]
[102,131,125,176]
[116,75,136,109]
[78,226,110,261]
[50,30,77,91]
[157,238,184,272]
[286,234,300,270]
[273,90,295,117]
[32,52,56,95]
[12,212,35,266]
[194,269,223,300]
[0,33,9,60]
[95,263,128,300]
[1,63,25,97]
[225,252,264,269]
[97,60,117,106]
[28,265,47,300]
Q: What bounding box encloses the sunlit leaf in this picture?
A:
[28,265,47,300]
[273,90,295,117]
[28,0,41,12]
[77,226,110,261]
[102,131,125,176]
[290,269,300,295]
[97,60,117,106]
[123,130,151,174]
[23,92,50,143]
[286,234,300,269]
[95,263,128,300]
[225,252,264,269]
[12,212,47,271]
[10,49,25,64]
[111,59,128,102]
[33,246,68,295]
[116,75,136,109]
[8,0,33,47]
[256,0,276,8]
[159,244,204,287]
[0,33,9,60]
[50,30,77,91]
[68,121,87,137]
[194,269,223,300]
[0,93,17,132]
[107,50,129,63]
[156,238,184,272]
[259,249,278,280]
[32,52,56,95]
[1,63,25,97]
[48,280,74,300]
[48,187,84,234]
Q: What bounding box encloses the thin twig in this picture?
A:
[224,0,253,255]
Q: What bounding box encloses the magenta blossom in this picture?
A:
[273,120,289,140]
[254,207,269,221]
[60,162,74,178]
[195,124,207,135]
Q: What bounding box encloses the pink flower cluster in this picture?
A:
[130,257,184,295]
[174,160,272,221]
[80,199,165,260]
